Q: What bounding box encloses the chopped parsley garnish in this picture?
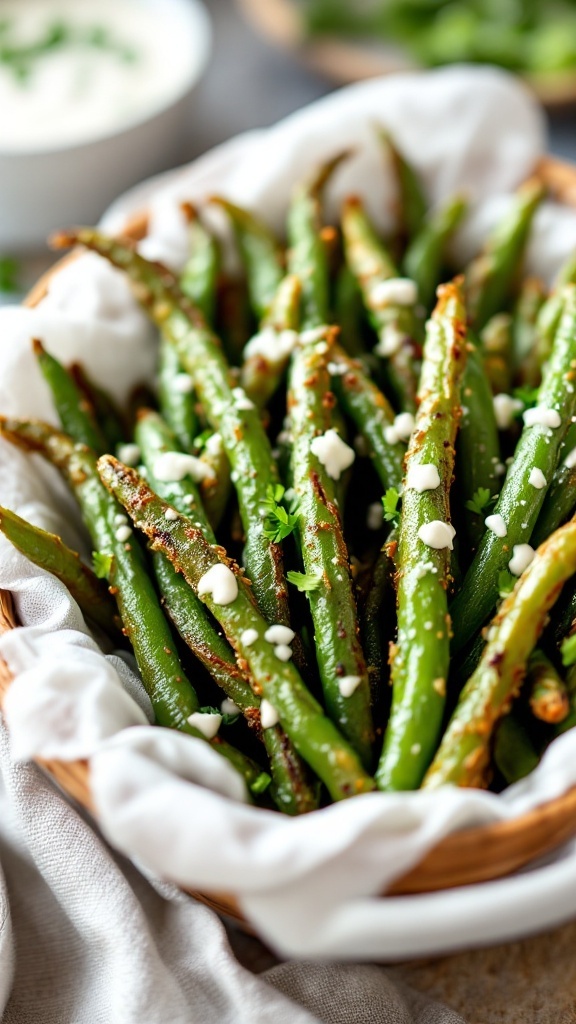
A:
[497,570,515,598]
[262,484,299,544]
[561,633,576,668]
[465,486,496,516]
[287,570,322,593]
[382,487,401,525]
[92,551,113,579]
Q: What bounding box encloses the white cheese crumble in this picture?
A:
[367,502,384,530]
[172,373,194,394]
[264,624,295,645]
[197,564,238,605]
[509,544,535,577]
[274,644,293,662]
[369,277,418,308]
[528,467,547,489]
[221,698,240,716]
[164,508,179,521]
[417,521,456,550]
[244,327,299,364]
[384,412,415,445]
[115,525,132,542]
[114,513,128,526]
[117,443,141,466]
[523,406,562,429]
[260,699,280,729]
[310,429,355,480]
[406,464,441,492]
[375,324,405,357]
[232,387,255,411]
[204,433,223,457]
[493,394,523,430]
[328,360,347,376]
[485,514,507,538]
[240,628,258,647]
[565,446,576,469]
[299,325,329,345]
[338,675,362,697]
[154,451,215,484]
[187,711,222,740]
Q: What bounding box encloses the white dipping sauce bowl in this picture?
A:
[0,0,211,251]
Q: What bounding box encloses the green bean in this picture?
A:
[0,505,121,641]
[481,312,513,395]
[69,363,126,452]
[526,648,569,724]
[179,203,220,323]
[424,521,576,789]
[379,127,427,247]
[136,408,318,815]
[240,274,301,409]
[376,280,467,791]
[98,455,376,801]
[341,195,420,411]
[465,179,544,331]
[0,417,267,792]
[54,229,291,631]
[328,345,405,492]
[334,263,367,357]
[287,324,374,765]
[494,714,540,785]
[403,193,468,309]
[451,284,576,654]
[456,338,502,553]
[33,339,108,452]
[210,196,284,322]
[512,276,546,384]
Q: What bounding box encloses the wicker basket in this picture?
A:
[1,155,576,924]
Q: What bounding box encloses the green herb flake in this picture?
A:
[382,487,401,525]
[250,772,272,795]
[0,256,19,294]
[287,570,322,593]
[497,569,515,598]
[200,704,239,727]
[465,486,495,516]
[93,551,113,579]
[262,483,299,544]
[561,633,576,667]
[512,384,539,411]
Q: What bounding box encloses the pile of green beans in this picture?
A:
[5,134,576,809]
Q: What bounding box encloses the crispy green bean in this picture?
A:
[376,280,467,791]
[424,522,576,789]
[0,505,121,641]
[341,195,420,411]
[465,179,544,331]
[54,229,291,631]
[403,193,467,310]
[98,455,376,801]
[0,417,267,792]
[451,284,576,653]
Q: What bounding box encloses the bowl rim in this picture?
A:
[0,0,212,158]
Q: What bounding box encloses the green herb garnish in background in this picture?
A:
[0,18,138,86]
[0,257,19,294]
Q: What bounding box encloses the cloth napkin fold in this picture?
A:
[0,719,466,1024]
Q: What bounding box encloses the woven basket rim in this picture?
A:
[2,154,576,914]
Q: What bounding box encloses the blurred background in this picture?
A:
[2,0,576,296]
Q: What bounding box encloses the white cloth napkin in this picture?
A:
[2,67,576,975]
